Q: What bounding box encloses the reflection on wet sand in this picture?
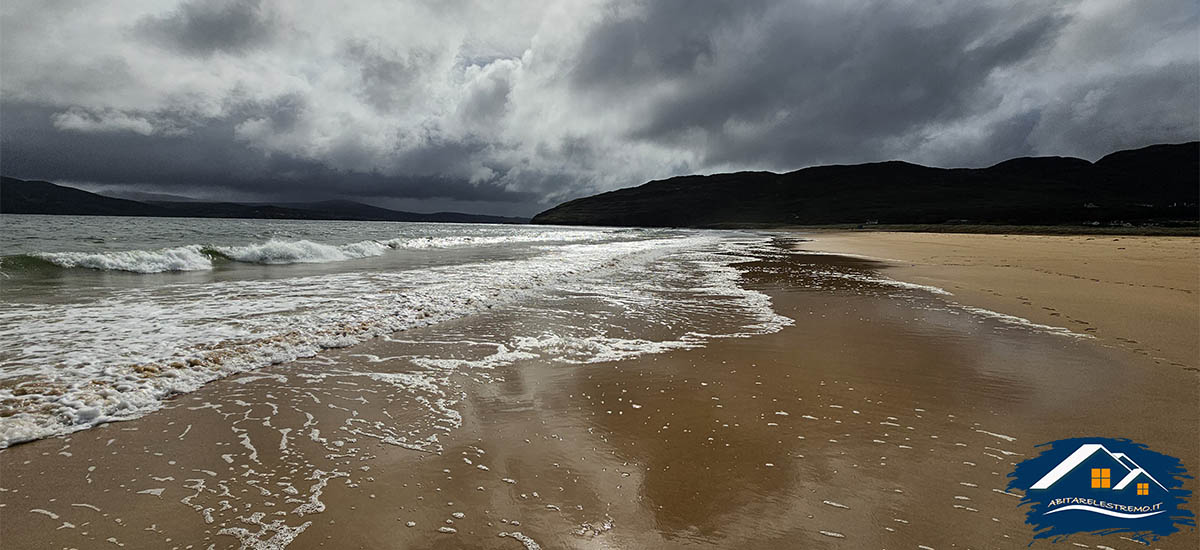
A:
[1,240,1195,549]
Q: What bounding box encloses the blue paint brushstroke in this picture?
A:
[1008,437,1194,544]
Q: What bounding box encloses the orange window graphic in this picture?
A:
[1091,468,1111,488]
[1137,483,1149,495]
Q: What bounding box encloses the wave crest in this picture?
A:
[35,245,213,273]
[382,230,610,249]
[210,239,389,264]
[5,231,615,274]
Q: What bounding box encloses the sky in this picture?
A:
[1,0,1197,217]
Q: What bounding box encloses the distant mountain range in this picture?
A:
[0,177,528,224]
[532,142,1199,228]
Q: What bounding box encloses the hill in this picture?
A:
[531,143,1199,229]
[0,177,527,224]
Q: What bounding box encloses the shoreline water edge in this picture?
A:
[1,222,1196,549]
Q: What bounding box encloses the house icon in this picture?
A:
[1030,443,1167,497]
[1009,437,1192,540]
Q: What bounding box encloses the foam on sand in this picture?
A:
[498,531,542,549]
[814,269,954,296]
[959,306,1094,339]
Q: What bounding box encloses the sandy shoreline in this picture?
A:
[795,231,1200,371]
[1,234,1196,549]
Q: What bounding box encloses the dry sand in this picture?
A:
[1,235,1197,549]
[796,231,1200,370]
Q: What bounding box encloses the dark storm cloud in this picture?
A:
[135,0,278,56]
[0,101,535,205]
[1026,62,1200,159]
[570,0,767,90]
[576,2,1069,167]
[0,0,1196,213]
[256,93,306,134]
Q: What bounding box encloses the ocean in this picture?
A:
[0,215,790,447]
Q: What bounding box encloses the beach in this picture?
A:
[797,232,1200,371]
[5,0,1197,546]
[1,230,1197,549]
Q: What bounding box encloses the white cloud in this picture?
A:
[52,108,159,136]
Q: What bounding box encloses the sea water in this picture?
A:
[0,215,791,446]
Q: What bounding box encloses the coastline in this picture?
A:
[794,231,1200,371]
[1,236,1196,549]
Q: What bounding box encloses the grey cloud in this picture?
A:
[0,102,535,208]
[456,62,516,127]
[135,0,277,56]
[258,93,307,134]
[0,0,1195,214]
[1027,62,1200,160]
[344,40,440,112]
[570,0,768,91]
[596,2,1069,168]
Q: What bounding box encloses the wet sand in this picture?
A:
[797,231,1200,370]
[1,239,1197,549]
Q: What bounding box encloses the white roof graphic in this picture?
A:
[1113,468,1158,490]
[1030,443,1167,491]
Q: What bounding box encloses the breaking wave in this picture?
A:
[382,230,612,249]
[28,245,214,273]
[3,232,617,274]
[209,239,389,265]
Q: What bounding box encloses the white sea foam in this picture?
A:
[36,245,213,273]
[960,306,1093,338]
[0,232,790,447]
[794,249,905,263]
[19,230,616,274]
[507,334,702,365]
[815,269,953,295]
[499,531,542,549]
[216,512,312,550]
[384,230,611,249]
[212,239,389,264]
[974,429,1017,442]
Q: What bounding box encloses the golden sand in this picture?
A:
[797,232,1200,370]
